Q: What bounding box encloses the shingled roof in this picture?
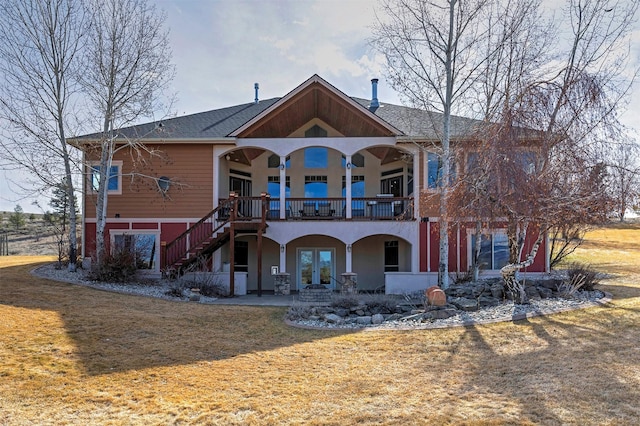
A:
[73,78,485,142]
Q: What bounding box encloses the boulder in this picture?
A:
[426,286,447,306]
[450,297,479,311]
[324,314,343,324]
[372,313,385,325]
[490,283,504,299]
[356,316,372,325]
[425,308,458,320]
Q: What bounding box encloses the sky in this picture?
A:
[1,0,639,212]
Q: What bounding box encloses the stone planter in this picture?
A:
[299,286,332,304]
[274,273,291,295]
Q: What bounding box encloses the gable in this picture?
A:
[232,76,399,138]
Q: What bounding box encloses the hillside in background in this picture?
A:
[0,211,77,256]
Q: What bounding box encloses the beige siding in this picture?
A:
[84,144,214,219]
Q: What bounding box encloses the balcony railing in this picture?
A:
[221,196,414,221]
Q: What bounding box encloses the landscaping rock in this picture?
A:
[490,283,504,299]
[372,313,384,325]
[425,308,458,320]
[450,297,479,311]
[538,287,553,299]
[324,314,343,324]
[356,316,372,325]
[335,308,349,317]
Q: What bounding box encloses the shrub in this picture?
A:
[363,294,398,314]
[566,262,600,292]
[89,247,138,283]
[285,302,313,321]
[165,284,185,298]
[331,294,360,309]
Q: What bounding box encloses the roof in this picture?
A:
[72,75,486,142]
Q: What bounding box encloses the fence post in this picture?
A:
[0,232,8,256]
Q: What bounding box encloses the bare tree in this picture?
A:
[80,0,174,267]
[607,136,640,222]
[373,0,493,289]
[0,0,83,271]
[481,0,637,303]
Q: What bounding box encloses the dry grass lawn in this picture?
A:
[1,225,639,425]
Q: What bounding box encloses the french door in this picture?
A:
[297,248,335,290]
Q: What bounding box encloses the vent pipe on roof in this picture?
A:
[370,78,380,111]
[254,83,259,104]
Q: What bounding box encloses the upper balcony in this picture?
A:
[219,195,414,222]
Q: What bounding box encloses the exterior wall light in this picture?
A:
[158,176,171,192]
[280,244,285,252]
[346,162,352,169]
[279,163,285,170]
[347,244,352,252]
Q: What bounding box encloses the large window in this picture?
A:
[384,241,399,272]
[234,241,249,272]
[342,176,365,215]
[304,175,327,198]
[111,231,158,271]
[304,148,328,168]
[427,153,456,188]
[268,154,290,169]
[267,176,291,212]
[90,161,122,194]
[380,174,403,196]
[305,125,328,138]
[470,231,509,270]
[341,153,365,168]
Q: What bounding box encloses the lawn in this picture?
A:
[0,225,639,425]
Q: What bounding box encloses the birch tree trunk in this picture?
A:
[501,228,545,305]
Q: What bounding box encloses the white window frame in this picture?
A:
[89,160,123,195]
[109,229,160,274]
[467,229,509,272]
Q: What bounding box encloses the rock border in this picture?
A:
[285,292,612,331]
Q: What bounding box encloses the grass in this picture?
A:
[1,224,639,425]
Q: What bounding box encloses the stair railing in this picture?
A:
[163,194,238,272]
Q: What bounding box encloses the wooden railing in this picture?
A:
[163,193,271,274]
[256,196,414,220]
[163,196,237,272]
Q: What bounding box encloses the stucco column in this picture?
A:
[346,242,352,272]
[280,243,287,273]
[280,155,287,219]
[412,233,420,273]
[412,148,420,219]
[412,149,421,273]
[345,154,352,218]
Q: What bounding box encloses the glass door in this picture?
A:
[297,248,335,289]
[229,176,252,216]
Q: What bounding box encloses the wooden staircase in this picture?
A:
[163,193,269,283]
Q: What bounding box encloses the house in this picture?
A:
[75,74,548,295]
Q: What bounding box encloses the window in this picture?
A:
[427,153,456,188]
[341,153,365,168]
[304,175,327,198]
[380,175,403,197]
[470,231,509,270]
[90,161,122,194]
[234,241,249,272]
[342,175,365,197]
[304,147,328,168]
[384,241,399,272]
[267,176,291,211]
[515,151,537,174]
[111,231,158,271]
[427,153,441,188]
[268,154,290,169]
[305,125,327,138]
